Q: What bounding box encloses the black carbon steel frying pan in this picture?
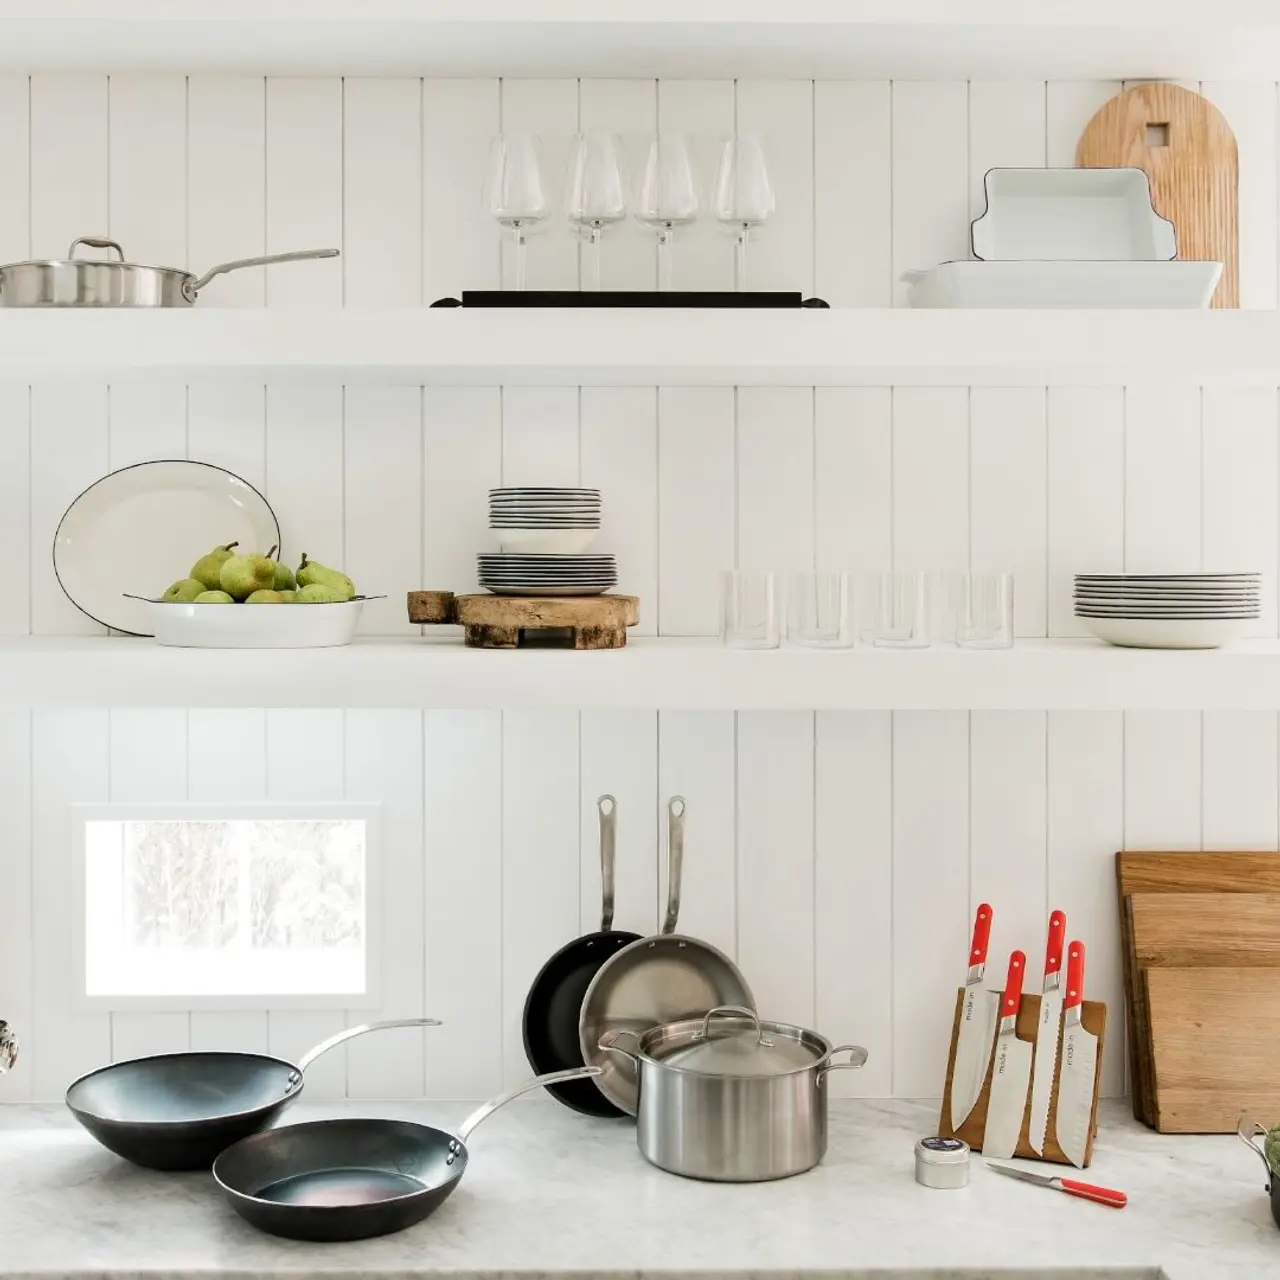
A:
[522,795,638,1116]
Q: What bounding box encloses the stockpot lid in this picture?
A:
[637,1005,833,1077]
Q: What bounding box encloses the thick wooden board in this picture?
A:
[937,988,1106,1168]
[1077,83,1239,308]
[1146,967,1280,1133]
[408,591,640,649]
[1131,893,1280,968]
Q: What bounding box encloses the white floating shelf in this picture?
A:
[3,309,1280,387]
[4,637,1280,710]
[2,1,1279,78]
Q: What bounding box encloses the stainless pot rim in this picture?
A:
[0,256,194,277]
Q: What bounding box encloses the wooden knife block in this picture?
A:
[937,988,1107,1168]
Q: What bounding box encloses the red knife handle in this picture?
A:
[1064,940,1086,1011]
[970,903,994,966]
[1000,950,1026,1016]
[1044,910,1067,978]
[1059,1178,1127,1209]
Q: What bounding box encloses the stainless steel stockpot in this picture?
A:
[600,1005,867,1182]
[0,237,339,307]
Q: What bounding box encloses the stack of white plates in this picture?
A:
[1074,573,1261,649]
[489,488,601,555]
[478,554,617,597]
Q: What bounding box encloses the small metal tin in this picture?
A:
[915,1136,970,1189]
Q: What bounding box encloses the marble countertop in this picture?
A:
[0,1096,1274,1279]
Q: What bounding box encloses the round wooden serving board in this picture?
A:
[408,591,639,650]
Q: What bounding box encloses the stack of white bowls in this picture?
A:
[482,487,616,596]
[1074,573,1261,649]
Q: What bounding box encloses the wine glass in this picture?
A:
[564,133,628,292]
[483,134,551,292]
[636,133,700,292]
[712,134,775,291]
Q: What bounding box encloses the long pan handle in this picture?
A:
[661,796,686,935]
[598,794,617,932]
[295,1017,441,1073]
[453,1066,602,1145]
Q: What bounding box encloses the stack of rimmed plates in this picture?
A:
[478,554,617,597]
[1074,573,1260,649]
[489,488,601,555]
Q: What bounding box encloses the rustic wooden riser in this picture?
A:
[407,590,640,650]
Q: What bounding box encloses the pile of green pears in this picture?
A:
[161,543,357,605]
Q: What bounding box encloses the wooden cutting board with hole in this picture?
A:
[1077,83,1238,308]
[1145,967,1280,1132]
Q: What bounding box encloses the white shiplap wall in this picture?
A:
[1,75,1279,1103]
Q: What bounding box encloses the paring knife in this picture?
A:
[986,1161,1126,1209]
[1028,909,1067,1155]
[982,950,1032,1160]
[949,902,997,1132]
[1055,940,1098,1169]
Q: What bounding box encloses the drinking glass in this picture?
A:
[720,570,780,649]
[787,571,853,648]
[712,134,775,291]
[860,572,931,649]
[947,572,1015,649]
[565,133,628,292]
[637,133,700,292]
[483,134,551,292]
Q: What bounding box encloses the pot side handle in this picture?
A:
[822,1044,869,1075]
[598,1028,642,1066]
[186,247,340,298]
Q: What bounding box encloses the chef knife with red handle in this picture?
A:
[983,950,1033,1159]
[949,903,998,1131]
[1028,909,1067,1155]
[1054,940,1098,1168]
[986,1160,1126,1208]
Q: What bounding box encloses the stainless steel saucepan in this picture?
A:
[0,237,339,307]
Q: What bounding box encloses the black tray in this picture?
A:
[432,291,829,309]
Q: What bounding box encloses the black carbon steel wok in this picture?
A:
[212,1065,601,1241]
[66,1018,439,1171]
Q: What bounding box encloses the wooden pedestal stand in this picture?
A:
[408,591,639,650]
[938,988,1107,1168]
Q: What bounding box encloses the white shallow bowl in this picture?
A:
[140,599,365,648]
[1078,615,1250,649]
[495,528,599,554]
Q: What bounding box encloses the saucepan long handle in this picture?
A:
[186,248,340,297]
[661,796,685,935]
[454,1066,602,1144]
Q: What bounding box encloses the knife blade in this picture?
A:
[982,949,1032,1159]
[1055,940,1098,1168]
[1028,909,1067,1155]
[986,1161,1127,1209]
[949,902,997,1132]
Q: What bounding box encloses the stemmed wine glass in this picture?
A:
[483,133,551,292]
[636,133,700,292]
[712,134,775,291]
[564,133,628,292]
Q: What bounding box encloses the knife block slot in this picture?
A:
[938,989,1107,1168]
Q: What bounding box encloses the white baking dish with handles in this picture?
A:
[128,597,377,648]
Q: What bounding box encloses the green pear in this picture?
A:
[245,588,285,604]
[190,541,240,590]
[194,590,235,604]
[219,553,276,601]
[162,578,205,603]
[295,582,343,603]
[265,544,296,592]
[296,553,355,601]
[278,589,297,602]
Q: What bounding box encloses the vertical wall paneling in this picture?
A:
[578,712,659,938]
[892,387,969,573]
[501,386,579,488]
[814,81,891,307]
[970,388,1048,637]
[187,77,266,307]
[1046,386,1125,637]
[734,81,815,295]
[345,710,427,1098]
[108,383,187,469]
[265,78,343,308]
[891,82,968,305]
[657,386,734,635]
[655,80,735,293]
[737,386,815,573]
[343,78,423,308]
[0,384,30,637]
[265,386,344,574]
[29,76,107,258]
[264,710,347,1098]
[498,80,578,291]
[108,75,187,269]
[581,388,658,635]
[422,711,503,1100]
[1045,81,1124,167]
[891,712,969,1098]
[814,711,892,1098]
[0,76,29,260]
[30,711,110,1099]
[422,78,499,301]
[1201,386,1278,636]
[344,386,422,635]
[422,387,501,600]
[1125,385,1203,573]
[1202,713,1280,849]
[815,387,892,575]
[187,384,266,492]
[657,711,736,961]
[500,710,580,1087]
[0,712,32,1098]
[1124,712,1203,849]
[968,82,1047,224]
[579,79,657,292]
[1047,713,1125,1097]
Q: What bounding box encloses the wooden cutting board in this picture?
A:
[1116,852,1280,1126]
[1130,893,1280,968]
[1145,967,1280,1132]
[1077,83,1238,308]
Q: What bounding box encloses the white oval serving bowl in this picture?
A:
[140,599,365,648]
